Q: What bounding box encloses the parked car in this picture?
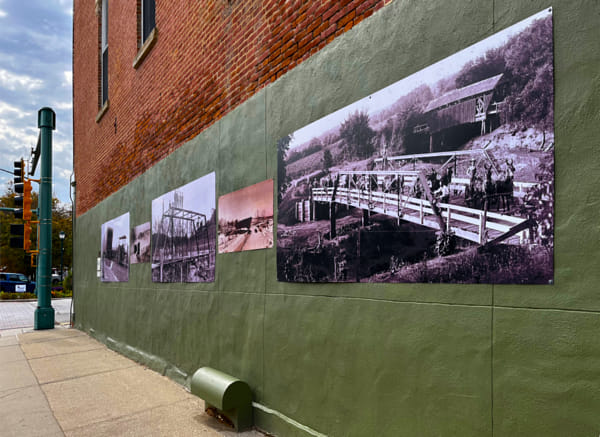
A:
[51,269,61,285]
[51,268,68,285]
[0,273,36,293]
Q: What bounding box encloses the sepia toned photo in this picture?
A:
[101,212,130,282]
[130,222,151,264]
[218,179,274,253]
[277,9,554,284]
[152,172,216,283]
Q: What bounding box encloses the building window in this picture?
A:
[141,0,155,45]
[133,0,157,69]
[100,0,108,107]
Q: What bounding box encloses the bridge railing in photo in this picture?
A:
[311,186,529,245]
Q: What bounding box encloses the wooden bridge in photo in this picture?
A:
[307,170,532,246]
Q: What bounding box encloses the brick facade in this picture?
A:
[73,0,390,216]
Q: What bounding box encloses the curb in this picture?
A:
[0,297,72,303]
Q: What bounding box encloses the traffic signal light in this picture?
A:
[9,223,24,249]
[8,221,34,251]
[13,179,32,220]
[13,159,24,184]
[23,222,32,251]
[22,180,33,221]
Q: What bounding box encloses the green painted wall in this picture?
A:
[74,1,600,435]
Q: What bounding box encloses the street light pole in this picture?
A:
[59,230,66,283]
[34,107,55,330]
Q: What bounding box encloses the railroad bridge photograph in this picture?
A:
[277,9,554,284]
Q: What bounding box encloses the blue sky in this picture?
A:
[0,0,73,205]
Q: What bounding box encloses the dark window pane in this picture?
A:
[102,47,108,105]
[142,0,155,43]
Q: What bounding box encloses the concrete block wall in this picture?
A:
[73,0,600,435]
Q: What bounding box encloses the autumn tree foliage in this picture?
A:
[0,185,72,277]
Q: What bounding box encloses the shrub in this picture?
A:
[63,270,73,293]
[0,292,37,300]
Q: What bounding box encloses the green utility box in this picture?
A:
[190,367,253,432]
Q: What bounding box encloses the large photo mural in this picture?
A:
[277,9,554,284]
[151,172,216,283]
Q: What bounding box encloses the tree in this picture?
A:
[452,15,554,130]
[339,110,375,159]
[0,184,72,277]
[322,148,333,171]
[502,16,554,129]
[277,134,292,203]
[51,198,73,275]
[454,47,506,89]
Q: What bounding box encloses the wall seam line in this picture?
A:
[263,84,268,402]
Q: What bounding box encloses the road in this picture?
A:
[218,222,274,253]
[0,298,72,330]
[103,258,128,282]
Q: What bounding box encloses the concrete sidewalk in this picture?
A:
[0,327,264,437]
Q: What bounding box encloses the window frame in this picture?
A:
[96,0,109,122]
[101,0,108,106]
[133,0,157,69]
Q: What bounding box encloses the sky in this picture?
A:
[0,0,73,205]
[289,8,552,150]
[218,179,274,222]
[101,212,129,251]
[151,172,216,233]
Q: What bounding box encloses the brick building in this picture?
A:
[73,1,600,436]
[74,0,387,215]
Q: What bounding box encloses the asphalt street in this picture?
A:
[0,298,72,330]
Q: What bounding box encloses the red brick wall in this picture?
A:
[73,0,390,216]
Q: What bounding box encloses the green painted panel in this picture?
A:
[218,92,267,194]
[217,248,267,293]
[215,292,265,400]
[173,291,221,377]
[133,288,154,353]
[493,0,600,311]
[493,307,600,436]
[262,295,492,437]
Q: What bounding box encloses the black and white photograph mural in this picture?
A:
[151,172,216,282]
[130,222,151,264]
[277,9,554,284]
[101,212,130,282]
[218,179,274,253]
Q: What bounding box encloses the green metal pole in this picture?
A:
[34,107,56,330]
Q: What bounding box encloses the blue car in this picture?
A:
[0,273,36,293]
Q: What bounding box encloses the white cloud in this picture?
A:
[0,100,31,118]
[57,0,73,16]
[0,9,7,18]
[62,70,72,86]
[53,101,72,110]
[53,138,72,153]
[0,68,43,91]
[59,168,72,180]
